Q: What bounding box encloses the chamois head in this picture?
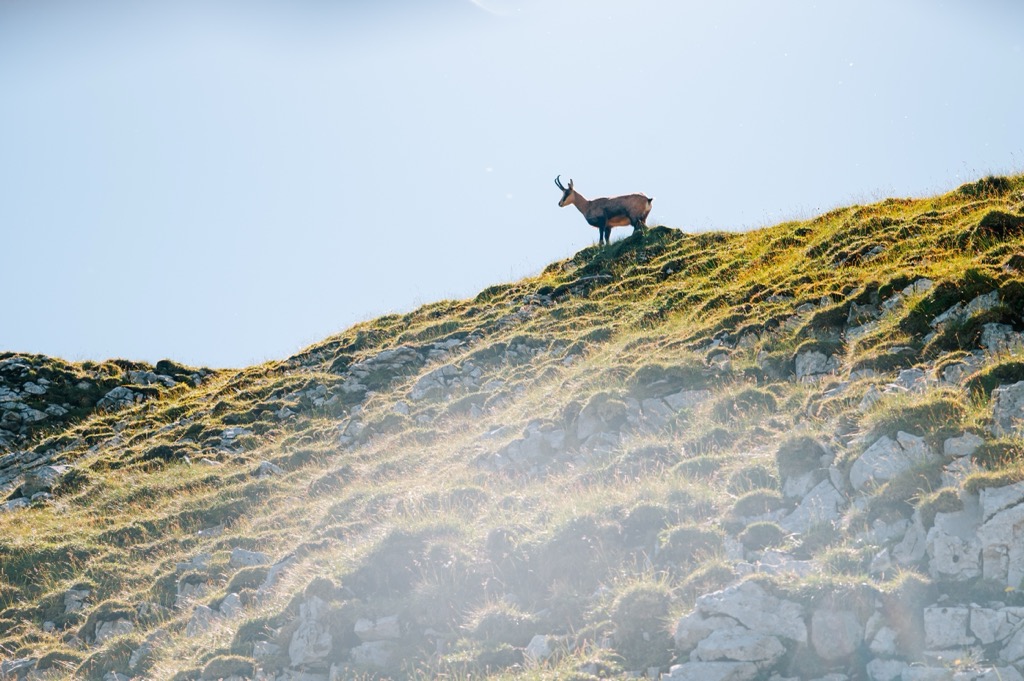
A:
[554,175,575,207]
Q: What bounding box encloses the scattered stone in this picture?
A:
[810,609,862,660]
[229,547,270,568]
[663,661,759,681]
[525,634,558,663]
[850,432,938,492]
[692,580,807,643]
[692,627,785,665]
[95,617,135,643]
[991,381,1024,437]
[288,596,333,666]
[355,615,401,641]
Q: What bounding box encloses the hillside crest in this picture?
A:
[4,175,1024,681]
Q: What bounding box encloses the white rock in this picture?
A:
[904,278,934,296]
[978,501,1024,587]
[289,596,333,666]
[692,626,785,664]
[664,661,759,681]
[975,668,1024,681]
[95,617,135,643]
[901,668,954,681]
[674,612,738,652]
[850,432,937,492]
[795,350,841,381]
[525,634,557,662]
[780,479,845,534]
[867,661,908,681]
[926,502,983,581]
[229,547,270,568]
[809,609,861,661]
[981,323,1021,351]
[869,625,899,657]
[969,607,1024,645]
[349,640,397,669]
[990,381,1024,437]
[185,605,220,637]
[218,592,242,619]
[782,470,822,501]
[943,433,985,459]
[980,481,1024,522]
[0,498,29,513]
[695,580,807,643]
[893,513,928,565]
[355,615,401,641]
[923,606,972,648]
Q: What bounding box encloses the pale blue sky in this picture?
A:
[2,1,1023,368]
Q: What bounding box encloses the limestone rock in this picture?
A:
[694,580,807,643]
[354,615,401,641]
[810,609,862,661]
[218,592,242,619]
[850,432,937,492]
[288,596,333,667]
[664,661,759,681]
[780,479,845,534]
[923,606,972,649]
[95,617,135,643]
[525,634,557,662]
[349,640,397,669]
[990,380,1024,437]
[21,464,70,497]
[185,605,220,637]
[978,500,1024,587]
[866,659,907,681]
[692,626,785,665]
[926,502,983,581]
[229,547,270,568]
[795,350,841,381]
[674,611,738,652]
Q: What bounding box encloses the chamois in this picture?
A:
[555,175,653,246]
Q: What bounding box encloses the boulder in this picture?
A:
[21,464,70,497]
[809,608,862,661]
[926,502,983,581]
[991,381,1024,437]
[288,596,333,667]
[674,611,738,652]
[229,547,270,568]
[780,479,845,534]
[354,615,401,642]
[692,626,785,665]
[866,659,908,681]
[349,640,397,669]
[923,606,972,649]
[850,432,937,492]
[795,350,840,381]
[95,617,135,643]
[978,500,1024,587]
[694,580,807,643]
[185,605,220,637]
[663,661,759,681]
[524,634,557,663]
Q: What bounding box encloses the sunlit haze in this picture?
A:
[3,0,1023,367]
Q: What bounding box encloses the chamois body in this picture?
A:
[555,176,652,246]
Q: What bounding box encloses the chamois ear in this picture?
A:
[568,178,574,191]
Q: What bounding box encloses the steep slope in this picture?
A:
[3,176,1024,680]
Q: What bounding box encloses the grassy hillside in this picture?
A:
[3,175,1024,680]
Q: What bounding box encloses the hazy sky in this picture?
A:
[3,1,1023,368]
